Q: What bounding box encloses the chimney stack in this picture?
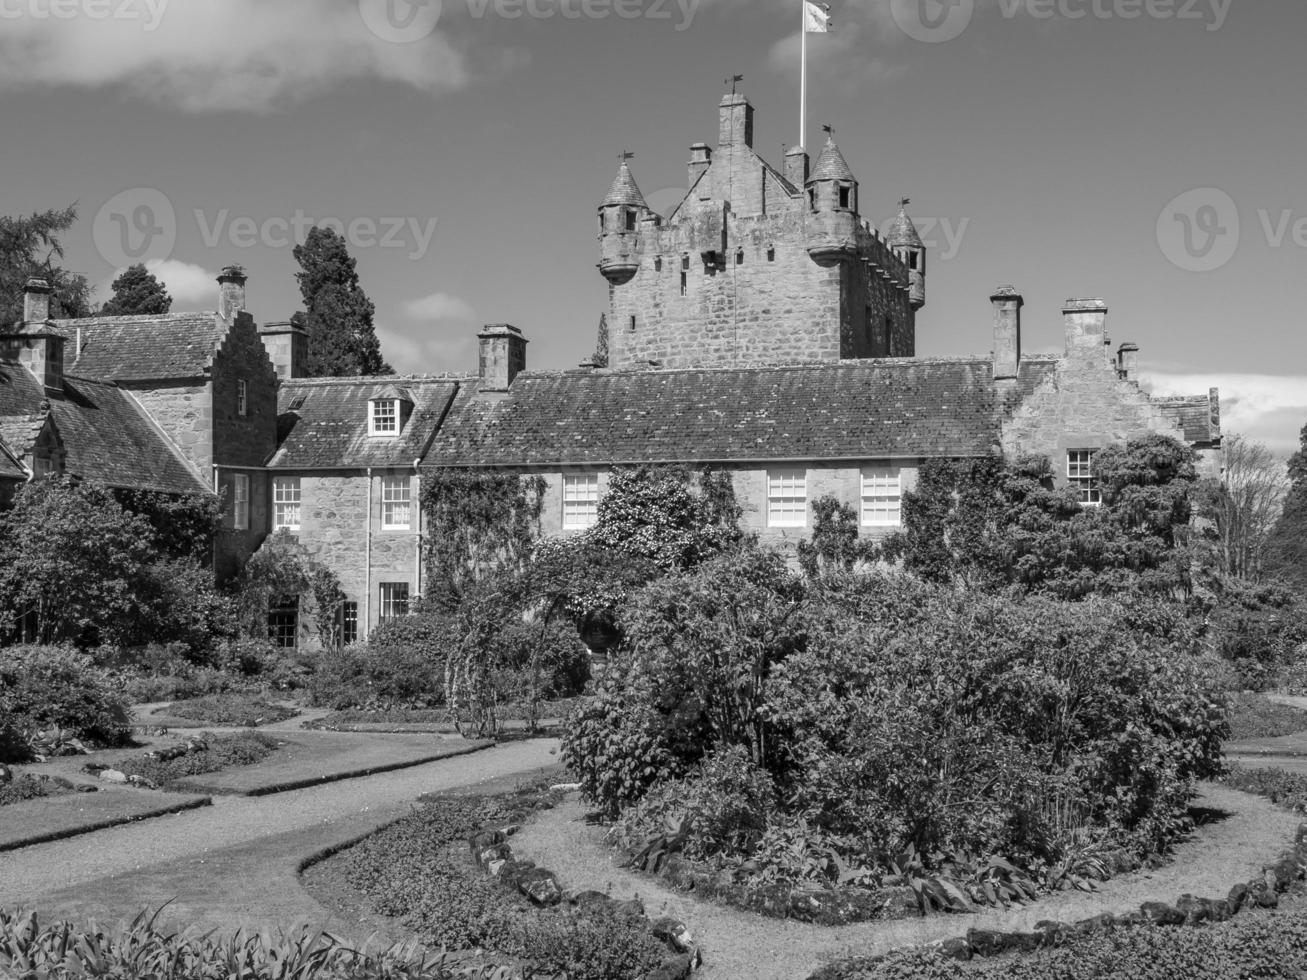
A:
[688,143,712,189]
[1117,343,1140,382]
[991,286,1023,380]
[260,318,310,380]
[23,277,52,324]
[218,265,248,321]
[719,93,755,149]
[784,145,810,189]
[1063,299,1110,363]
[478,323,528,392]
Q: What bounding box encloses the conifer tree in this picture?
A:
[0,206,92,324]
[1266,424,1307,590]
[292,226,390,377]
[99,263,172,317]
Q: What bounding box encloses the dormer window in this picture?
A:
[370,399,399,436]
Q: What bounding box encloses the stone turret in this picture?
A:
[597,161,652,285]
[805,136,859,264]
[888,201,927,312]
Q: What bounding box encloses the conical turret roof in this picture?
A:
[808,136,856,183]
[602,162,649,208]
[888,201,924,248]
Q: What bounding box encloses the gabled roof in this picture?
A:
[427,358,1059,468]
[602,162,650,209]
[53,313,229,382]
[270,377,461,469]
[0,360,209,494]
[1156,391,1221,446]
[0,413,47,459]
[809,137,856,183]
[0,438,26,480]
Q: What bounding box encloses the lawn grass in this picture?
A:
[1228,694,1307,740]
[0,790,211,852]
[116,732,282,789]
[155,694,299,728]
[314,698,581,730]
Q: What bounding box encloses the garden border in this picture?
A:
[0,795,213,854]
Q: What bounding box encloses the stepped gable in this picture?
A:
[54,313,229,382]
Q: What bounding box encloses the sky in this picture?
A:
[1,0,1304,451]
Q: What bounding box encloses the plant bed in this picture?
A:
[325,780,678,980]
[105,731,283,790]
[1223,765,1307,813]
[1228,694,1307,740]
[307,699,581,733]
[150,694,300,728]
[0,772,79,807]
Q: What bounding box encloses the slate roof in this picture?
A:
[52,313,228,382]
[888,206,925,249]
[0,440,25,480]
[809,137,856,183]
[0,360,207,493]
[269,378,461,469]
[602,162,649,209]
[1156,392,1221,446]
[427,359,1060,468]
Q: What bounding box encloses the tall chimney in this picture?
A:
[218,265,248,321]
[478,323,528,392]
[991,286,1023,380]
[260,319,310,380]
[23,277,52,324]
[719,93,754,149]
[784,145,810,189]
[688,143,712,189]
[1117,343,1140,381]
[1063,298,1109,363]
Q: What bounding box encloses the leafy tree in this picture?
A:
[0,478,228,650]
[591,313,609,368]
[293,226,390,377]
[113,487,224,561]
[0,206,92,324]
[1266,423,1307,591]
[1194,434,1289,582]
[798,495,878,580]
[99,263,172,317]
[233,530,344,648]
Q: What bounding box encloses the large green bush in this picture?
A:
[0,646,131,761]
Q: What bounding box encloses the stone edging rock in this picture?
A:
[468,825,704,980]
[810,822,1307,976]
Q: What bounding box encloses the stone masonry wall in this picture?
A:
[1001,357,1193,485]
[127,382,213,476]
[291,468,422,643]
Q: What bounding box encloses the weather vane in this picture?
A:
[619,150,635,162]
[822,123,834,137]
[726,74,743,95]
[899,197,911,209]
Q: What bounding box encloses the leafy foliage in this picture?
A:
[113,487,226,561]
[798,495,879,580]
[0,908,515,980]
[234,530,345,648]
[116,731,281,787]
[1227,695,1307,739]
[0,646,131,762]
[98,262,172,316]
[0,205,92,323]
[0,774,72,807]
[293,226,390,377]
[162,694,297,727]
[1267,423,1307,591]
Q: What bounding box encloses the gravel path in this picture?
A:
[0,738,561,941]
[511,783,1302,980]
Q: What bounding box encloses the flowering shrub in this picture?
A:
[0,646,130,762]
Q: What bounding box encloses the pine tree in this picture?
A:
[99,263,172,317]
[292,226,390,377]
[592,313,609,368]
[0,206,92,324]
[1266,424,1307,590]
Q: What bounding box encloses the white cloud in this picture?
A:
[1142,370,1307,455]
[377,324,475,376]
[144,259,219,306]
[401,291,478,323]
[0,0,468,112]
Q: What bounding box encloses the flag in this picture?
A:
[804,1,832,33]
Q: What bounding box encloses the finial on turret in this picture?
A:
[822,123,834,137]
[899,197,911,210]
[725,73,743,95]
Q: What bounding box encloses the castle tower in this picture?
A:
[806,136,860,265]
[888,201,927,312]
[597,161,652,286]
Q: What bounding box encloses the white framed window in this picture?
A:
[380,582,410,621]
[767,469,808,528]
[237,379,248,417]
[273,476,302,531]
[861,466,902,527]
[233,473,250,531]
[562,473,601,529]
[382,475,412,530]
[1068,450,1102,506]
[341,601,359,647]
[370,399,399,436]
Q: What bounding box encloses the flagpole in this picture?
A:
[800,0,807,150]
